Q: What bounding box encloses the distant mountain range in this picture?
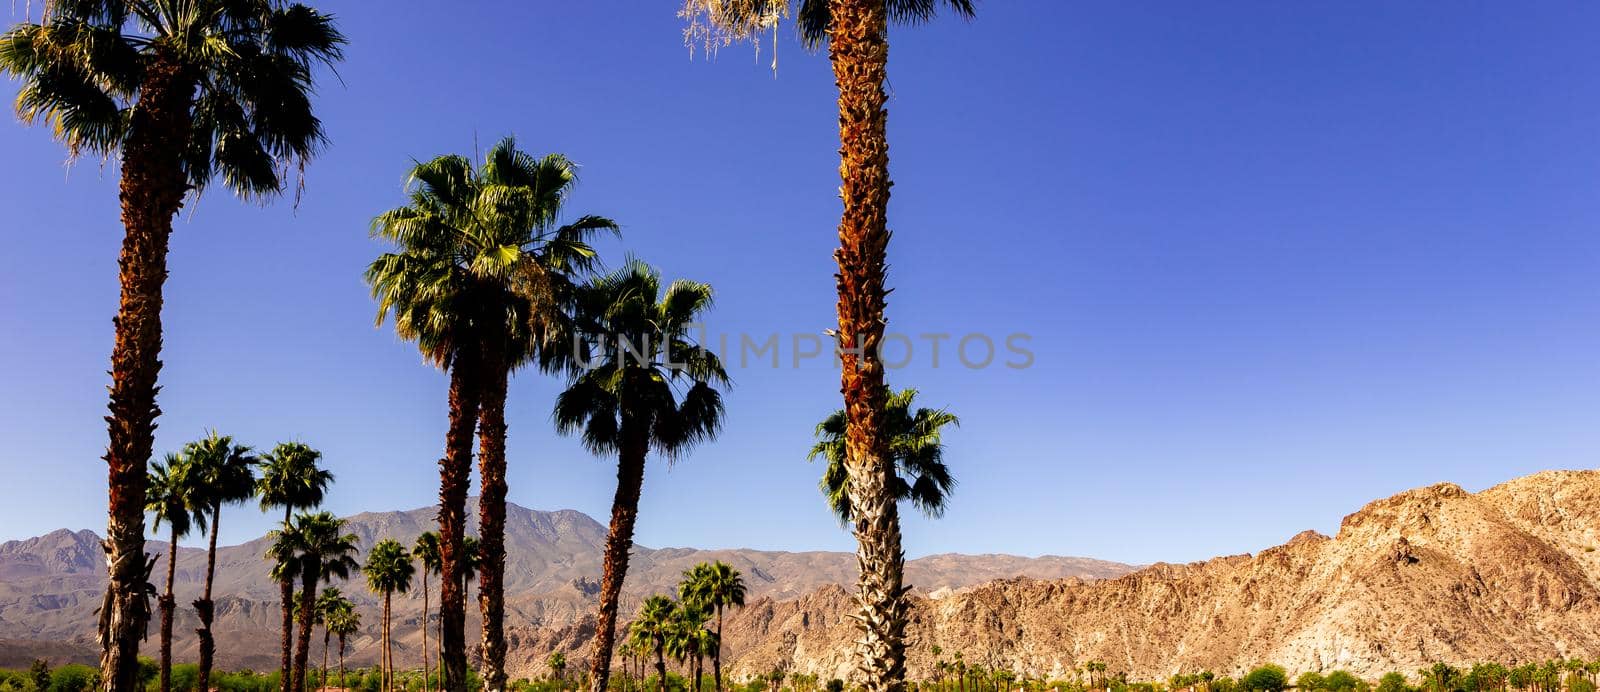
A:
[8,471,1599,683]
[0,500,1132,670]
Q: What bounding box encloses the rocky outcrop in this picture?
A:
[694,471,1600,683]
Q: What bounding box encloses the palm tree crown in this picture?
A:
[0,0,345,195]
[147,453,203,541]
[808,387,958,524]
[554,259,730,456]
[186,432,260,511]
[365,136,619,371]
[414,531,442,575]
[258,442,334,517]
[680,562,745,614]
[292,511,361,581]
[363,539,414,595]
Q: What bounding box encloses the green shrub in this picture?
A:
[1324,672,1362,692]
[1377,673,1409,692]
[1243,666,1289,692]
[45,665,95,692]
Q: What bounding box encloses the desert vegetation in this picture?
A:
[10,657,1590,692]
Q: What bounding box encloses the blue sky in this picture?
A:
[2,1,1599,566]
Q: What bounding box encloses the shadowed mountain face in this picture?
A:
[0,500,1132,670]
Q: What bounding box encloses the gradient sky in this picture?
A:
[3,1,1599,566]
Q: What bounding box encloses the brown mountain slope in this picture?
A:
[0,501,1131,668]
[687,470,1600,683]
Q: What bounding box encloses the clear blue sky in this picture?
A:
[2,1,1599,566]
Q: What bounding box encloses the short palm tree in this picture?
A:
[184,432,259,692]
[629,596,679,692]
[547,652,567,689]
[413,531,443,692]
[289,512,360,692]
[265,522,304,683]
[316,587,353,691]
[666,603,711,692]
[0,4,343,683]
[809,388,958,524]
[364,539,414,692]
[677,2,973,689]
[146,453,204,692]
[258,442,334,692]
[327,601,361,689]
[679,562,746,692]
[553,260,729,692]
[367,138,618,692]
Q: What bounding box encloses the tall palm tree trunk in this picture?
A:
[293,566,321,692]
[421,571,430,692]
[322,626,331,691]
[587,428,648,692]
[476,342,511,692]
[713,608,724,692]
[281,508,296,692]
[196,502,224,692]
[654,642,667,692]
[439,350,482,692]
[337,635,347,690]
[825,1,904,691]
[159,524,179,692]
[99,48,195,692]
[383,592,393,692]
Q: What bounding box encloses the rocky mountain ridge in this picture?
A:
[6,471,1598,683]
[0,500,1131,669]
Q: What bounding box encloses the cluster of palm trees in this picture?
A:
[145,434,340,692]
[3,0,978,689]
[351,529,483,692]
[617,562,748,692]
[365,133,734,692]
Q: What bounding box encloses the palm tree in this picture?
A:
[547,652,567,690]
[666,604,711,692]
[414,532,443,692]
[185,432,259,692]
[0,5,344,684]
[146,453,203,692]
[364,539,414,692]
[327,602,361,690]
[808,388,958,524]
[316,588,351,692]
[259,442,335,692]
[368,138,618,692]
[629,597,678,692]
[553,260,730,692]
[266,524,305,686]
[679,562,745,692]
[677,2,973,689]
[290,513,360,692]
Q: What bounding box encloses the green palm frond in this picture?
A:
[256,441,333,514]
[366,139,618,378]
[362,538,413,595]
[808,387,959,524]
[554,260,731,465]
[0,0,344,196]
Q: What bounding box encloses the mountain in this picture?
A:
[694,470,1600,681]
[10,471,1597,681]
[0,500,1132,669]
